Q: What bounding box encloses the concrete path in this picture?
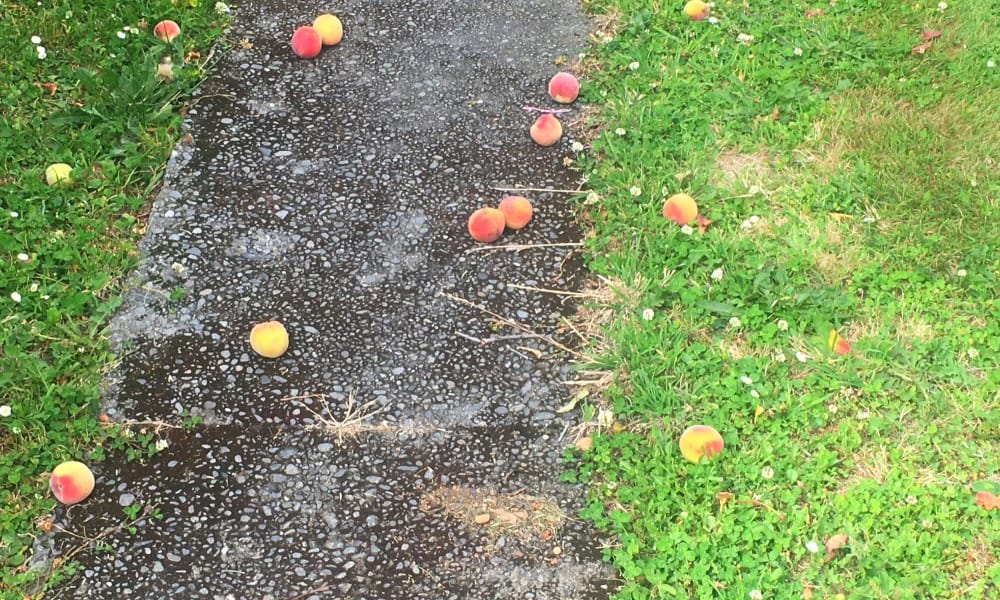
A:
[38,0,613,597]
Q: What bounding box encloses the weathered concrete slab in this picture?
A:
[37,0,613,596]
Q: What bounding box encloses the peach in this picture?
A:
[498,196,533,230]
[530,113,563,146]
[662,192,698,225]
[290,26,323,59]
[468,207,506,243]
[313,14,343,46]
[44,163,72,186]
[683,0,710,20]
[828,329,851,355]
[249,320,289,358]
[547,72,580,104]
[49,461,96,505]
[679,425,724,463]
[153,19,181,42]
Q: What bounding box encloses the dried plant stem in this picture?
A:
[464,242,583,254]
[506,283,600,298]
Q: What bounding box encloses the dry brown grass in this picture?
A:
[419,486,566,547]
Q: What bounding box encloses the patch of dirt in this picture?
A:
[713,149,773,189]
[419,486,566,547]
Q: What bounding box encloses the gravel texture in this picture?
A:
[37,0,614,597]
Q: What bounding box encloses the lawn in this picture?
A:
[567,0,999,598]
[0,1,228,595]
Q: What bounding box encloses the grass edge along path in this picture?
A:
[566,1,998,598]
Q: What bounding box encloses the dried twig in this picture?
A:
[464,242,583,254]
[506,283,601,298]
[491,186,583,193]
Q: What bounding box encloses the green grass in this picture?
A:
[0,1,229,595]
[568,0,999,598]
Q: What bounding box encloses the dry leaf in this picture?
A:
[715,491,733,509]
[802,587,814,599]
[922,30,941,42]
[33,81,58,95]
[805,8,824,18]
[696,213,713,235]
[974,491,1000,511]
[824,533,849,562]
[911,42,932,55]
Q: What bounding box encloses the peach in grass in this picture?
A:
[49,461,96,505]
[249,320,289,358]
[468,207,506,243]
[678,425,724,463]
[498,196,533,229]
[547,72,580,104]
[153,20,181,42]
[662,193,698,225]
[683,1,710,20]
[530,113,563,146]
[290,26,323,58]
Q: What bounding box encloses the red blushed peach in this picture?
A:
[683,0,710,20]
[679,425,724,463]
[530,114,563,146]
[250,320,289,358]
[50,461,96,505]
[547,72,580,104]
[498,196,533,229]
[153,19,181,43]
[313,14,343,46]
[662,192,698,225]
[468,207,506,243]
[290,26,323,59]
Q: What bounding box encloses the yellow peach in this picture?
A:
[49,461,96,505]
[679,425,724,463]
[498,196,533,229]
[250,320,289,358]
[312,14,343,46]
[44,163,72,186]
[468,207,506,243]
[683,0,710,20]
[662,192,698,225]
[530,114,563,146]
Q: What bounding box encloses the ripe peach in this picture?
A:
[662,192,698,225]
[468,207,506,243]
[290,26,323,59]
[547,72,580,104]
[50,461,96,505]
[250,320,289,358]
[153,19,181,42]
[683,0,710,20]
[498,196,533,229]
[313,14,343,46]
[679,425,724,463]
[530,113,563,146]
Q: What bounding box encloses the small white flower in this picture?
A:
[906,495,918,504]
[805,540,820,554]
[630,185,641,196]
[856,410,870,419]
[921,519,933,528]
[215,1,231,14]
[956,268,967,278]
[711,268,724,282]
[585,191,600,204]
[937,2,947,11]
[776,319,789,331]
[750,389,760,399]
[10,292,21,303]
[117,30,127,39]
[155,438,169,451]
[749,590,763,600]
[967,347,979,359]
[827,403,838,414]
[740,375,753,385]
[988,60,996,68]
[760,466,774,479]
[737,33,754,45]
[17,253,29,262]
[774,349,786,362]
[615,127,626,136]
[794,47,803,56]
[571,141,584,152]
[641,308,655,321]
[10,211,18,217]
[30,283,39,292]
[795,351,808,363]
[36,46,47,59]
[628,61,640,70]
[0,405,11,417]
[728,317,742,328]
[30,35,42,44]
[680,225,694,235]
[707,16,719,24]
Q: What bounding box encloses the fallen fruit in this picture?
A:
[547,72,580,103]
[678,425,724,463]
[290,26,323,59]
[44,163,72,186]
[662,192,698,224]
[249,320,289,358]
[828,329,851,355]
[153,19,181,42]
[683,0,710,20]
[49,461,96,505]
[312,14,343,46]
[530,113,563,146]
[467,207,506,243]
[498,195,533,229]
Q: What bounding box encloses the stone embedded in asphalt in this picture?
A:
[37,0,614,597]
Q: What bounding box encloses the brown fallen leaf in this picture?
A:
[922,29,941,42]
[911,42,932,55]
[824,533,849,562]
[696,213,713,235]
[805,8,824,18]
[715,491,733,509]
[974,491,1000,511]
[33,81,58,95]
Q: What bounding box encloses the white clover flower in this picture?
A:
[31,35,42,44]
[117,30,127,39]
[956,268,967,278]
[615,127,626,136]
[749,590,763,600]
[760,466,774,479]
[155,438,169,451]
[630,185,642,196]
[740,375,753,385]
[711,268,724,281]
[988,60,996,68]
[937,1,948,11]
[707,16,719,24]
[10,211,18,217]
[585,191,600,204]
[793,47,803,56]
[774,349,786,362]
[856,410,870,420]
[795,351,808,363]
[17,253,29,262]
[29,283,39,292]
[906,495,918,504]
[641,308,655,321]
[215,1,231,14]
[737,33,754,45]
[827,403,838,414]
[628,61,640,71]
[680,225,694,235]
[0,405,11,417]
[776,319,789,331]
[10,292,21,303]
[805,540,820,554]
[728,317,742,328]
[921,519,933,528]
[36,46,47,59]
[967,347,979,359]
[750,389,760,399]
[571,141,584,152]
